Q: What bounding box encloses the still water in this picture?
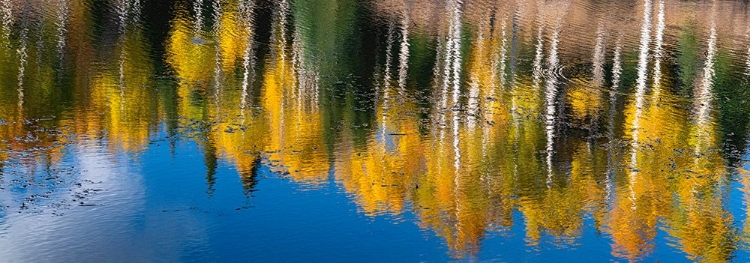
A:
[1,0,750,261]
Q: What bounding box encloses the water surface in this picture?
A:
[1,0,750,262]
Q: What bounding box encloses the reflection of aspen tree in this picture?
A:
[260,4,329,186]
[610,1,672,255]
[666,6,739,260]
[92,25,156,153]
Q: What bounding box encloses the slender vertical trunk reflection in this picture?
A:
[17,16,28,116]
[381,20,395,144]
[0,0,10,41]
[276,0,290,72]
[193,0,205,33]
[384,20,395,92]
[692,2,717,152]
[606,35,623,205]
[131,0,141,20]
[494,16,508,134]
[489,12,504,147]
[505,15,521,129]
[651,0,665,99]
[629,0,653,207]
[290,2,318,111]
[55,0,69,64]
[397,7,410,93]
[746,24,750,77]
[436,0,463,143]
[212,0,223,113]
[433,30,447,139]
[694,9,716,128]
[271,0,290,157]
[117,0,129,115]
[508,9,521,181]
[444,0,463,112]
[240,0,256,113]
[592,24,605,88]
[291,28,305,109]
[583,21,606,133]
[532,2,544,90]
[508,8,519,82]
[448,1,463,195]
[116,0,131,33]
[498,19,508,89]
[544,21,561,185]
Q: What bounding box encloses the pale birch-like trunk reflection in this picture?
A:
[650,0,665,99]
[543,14,562,186]
[0,0,11,41]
